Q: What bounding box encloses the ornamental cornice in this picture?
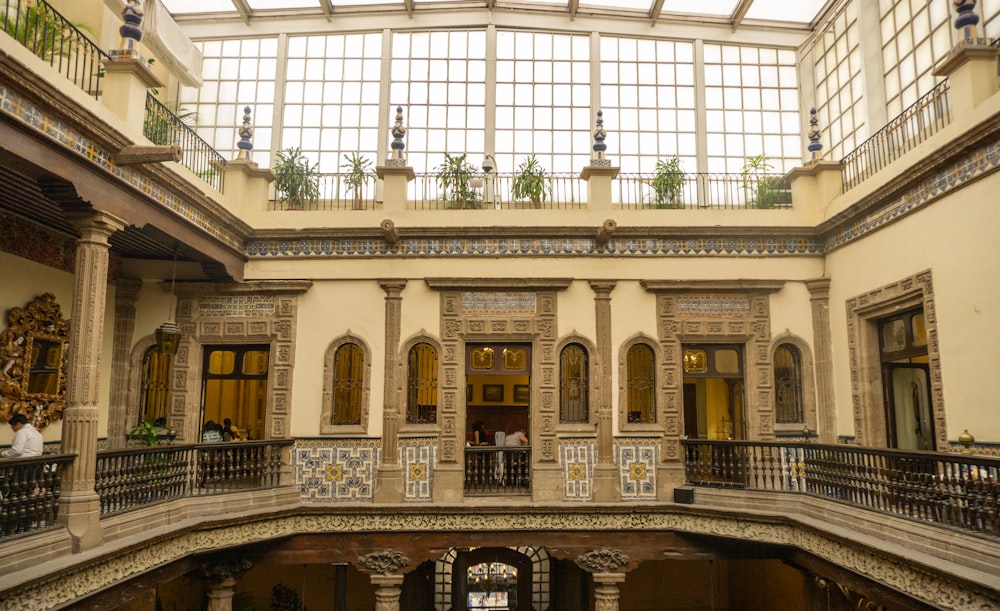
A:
[425,278,574,291]
[3,505,998,610]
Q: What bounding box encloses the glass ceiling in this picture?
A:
[160,0,833,29]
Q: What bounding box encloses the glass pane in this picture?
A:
[774,345,803,423]
[683,349,707,373]
[207,350,235,375]
[333,343,364,425]
[242,350,269,375]
[407,343,438,424]
[911,313,927,347]
[881,319,906,352]
[560,343,589,422]
[715,349,739,374]
[470,347,494,370]
[627,344,656,423]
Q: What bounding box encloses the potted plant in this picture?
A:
[435,152,482,209]
[741,154,790,208]
[511,154,551,208]
[273,147,319,210]
[341,153,375,210]
[648,156,685,209]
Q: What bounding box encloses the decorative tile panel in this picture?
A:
[198,295,277,318]
[294,439,379,502]
[401,439,436,502]
[559,439,595,501]
[460,292,537,316]
[615,439,658,500]
[676,295,751,317]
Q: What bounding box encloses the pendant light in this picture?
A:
[155,250,181,355]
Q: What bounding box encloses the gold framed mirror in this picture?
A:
[0,293,70,429]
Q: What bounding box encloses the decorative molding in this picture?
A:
[576,548,630,572]
[359,550,411,575]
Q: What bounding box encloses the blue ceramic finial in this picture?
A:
[591,110,610,167]
[807,108,823,162]
[236,106,254,161]
[388,106,407,166]
[953,0,981,41]
[117,0,144,58]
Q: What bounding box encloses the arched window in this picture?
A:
[332,343,365,425]
[559,343,589,422]
[626,343,656,423]
[407,342,438,424]
[774,343,803,423]
[139,346,172,424]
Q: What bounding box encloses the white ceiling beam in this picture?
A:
[731,0,754,31]
[319,0,334,21]
[567,0,579,19]
[403,0,415,16]
[648,0,665,26]
[231,0,251,24]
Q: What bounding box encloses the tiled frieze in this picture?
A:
[615,439,658,500]
[294,439,379,502]
[559,439,595,501]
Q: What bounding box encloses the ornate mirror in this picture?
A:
[0,293,70,429]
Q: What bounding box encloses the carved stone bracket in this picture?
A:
[359,550,411,575]
[199,553,253,582]
[576,548,630,573]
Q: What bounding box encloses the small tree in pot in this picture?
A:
[436,152,482,209]
[648,156,685,209]
[341,152,375,210]
[511,154,551,208]
[273,147,319,210]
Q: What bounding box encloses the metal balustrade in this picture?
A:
[95,440,290,516]
[1,0,107,98]
[681,440,1000,538]
[615,172,792,210]
[0,453,74,541]
[465,446,531,495]
[841,80,951,192]
[143,94,226,192]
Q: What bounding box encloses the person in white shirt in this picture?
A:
[504,429,529,446]
[3,413,43,457]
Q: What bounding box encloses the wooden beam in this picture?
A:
[113,144,182,166]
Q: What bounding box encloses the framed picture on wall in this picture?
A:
[483,384,504,402]
[513,385,529,403]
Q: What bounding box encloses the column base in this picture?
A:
[374,464,405,503]
[58,490,104,552]
[591,463,621,502]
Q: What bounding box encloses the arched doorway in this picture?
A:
[452,547,533,611]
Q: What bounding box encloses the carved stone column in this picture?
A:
[593,572,627,611]
[359,550,410,611]
[806,279,835,443]
[107,277,142,449]
[60,210,125,552]
[206,578,237,611]
[589,280,620,502]
[577,548,630,611]
[374,279,407,503]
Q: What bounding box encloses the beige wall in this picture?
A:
[825,173,1000,442]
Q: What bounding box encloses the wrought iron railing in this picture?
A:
[95,440,290,516]
[681,440,999,538]
[465,446,531,495]
[268,172,377,211]
[0,453,74,541]
[143,94,225,191]
[412,172,586,210]
[0,0,107,98]
[615,172,792,210]
[841,80,951,191]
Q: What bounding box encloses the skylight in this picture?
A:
[660,0,739,18]
[745,0,829,23]
[159,0,237,14]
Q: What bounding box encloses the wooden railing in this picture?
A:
[0,453,75,541]
[465,446,531,495]
[681,440,1000,538]
[841,80,951,191]
[95,440,290,516]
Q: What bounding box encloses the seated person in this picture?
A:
[470,420,492,445]
[222,418,241,441]
[202,420,223,443]
[3,413,43,457]
[504,428,528,446]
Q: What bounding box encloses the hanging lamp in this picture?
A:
[155,250,181,355]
